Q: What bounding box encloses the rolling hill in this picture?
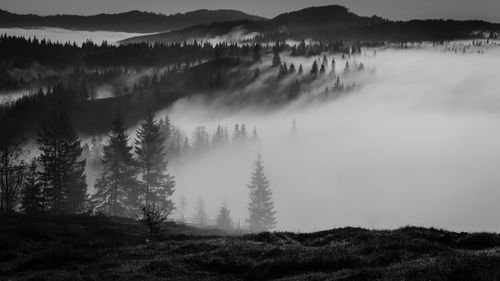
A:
[0,9,266,33]
[120,5,500,44]
[2,214,500,280]
[121,5,384,44]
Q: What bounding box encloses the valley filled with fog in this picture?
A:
[162,43,500,232]
[3,27,500,232]
[5,3,500,279]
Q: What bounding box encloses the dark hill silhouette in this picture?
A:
[269,5,384,31]
[121,5,383,44]
[121,5,500,44]
[0,9,266,33]
[120,20,266,44]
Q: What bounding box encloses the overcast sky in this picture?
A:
[1,0,500,22]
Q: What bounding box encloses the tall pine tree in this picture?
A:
[38,109,87,213]
[93,115,138,217]
[247,155,277,232]
[135,112,175,211]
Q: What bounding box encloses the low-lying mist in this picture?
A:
[166,45,500,232]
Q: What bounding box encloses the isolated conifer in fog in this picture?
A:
[251,127,260,142]
[333,77,343,92]
[38,109,87,213]
[216,201,233,230]
[331,57,336,74]
[232,124,241,143]
[320,64,326,75]
[93,115,138,217]
[322,54,328,67]
[289,63,296,74]
[21,159,43,215]
[135,112,175,210]
[344,61,350,73]
[298,64,303,75]
[247,155,277,232]
[310,60,319,77]
[192,126,210,153]
[240,124,249,141]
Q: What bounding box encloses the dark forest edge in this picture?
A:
[0,35,364,136]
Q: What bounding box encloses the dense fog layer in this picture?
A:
[167,45,500,232]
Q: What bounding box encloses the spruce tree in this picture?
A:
[212,125,228,147]
[344,61,350,73]
[38,109,87,213]
[240,124,249,141]
[247,155,277,232]
[310,60,319,77]
[93,115,138,217]
[232,124,241,143]
[135,112,175,211]
[216,201,233,230]
[322,54,328,69]
[192,126,210,153]
[320,64,326,75]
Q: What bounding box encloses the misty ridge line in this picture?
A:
[2,4,500,45]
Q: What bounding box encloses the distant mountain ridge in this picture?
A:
[121,5,385,44]
[121,5,500,44]
[0,9,267,33]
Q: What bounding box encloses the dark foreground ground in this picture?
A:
[1,215,500,281]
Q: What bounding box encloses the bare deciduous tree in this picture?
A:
[137,203,174,235]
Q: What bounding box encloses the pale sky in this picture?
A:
[1,0,499,22]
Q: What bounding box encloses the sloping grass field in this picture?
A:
[1,215,500,280]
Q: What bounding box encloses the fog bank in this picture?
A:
[167,46,500,232]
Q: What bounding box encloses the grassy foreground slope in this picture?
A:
[1,215,500,280]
